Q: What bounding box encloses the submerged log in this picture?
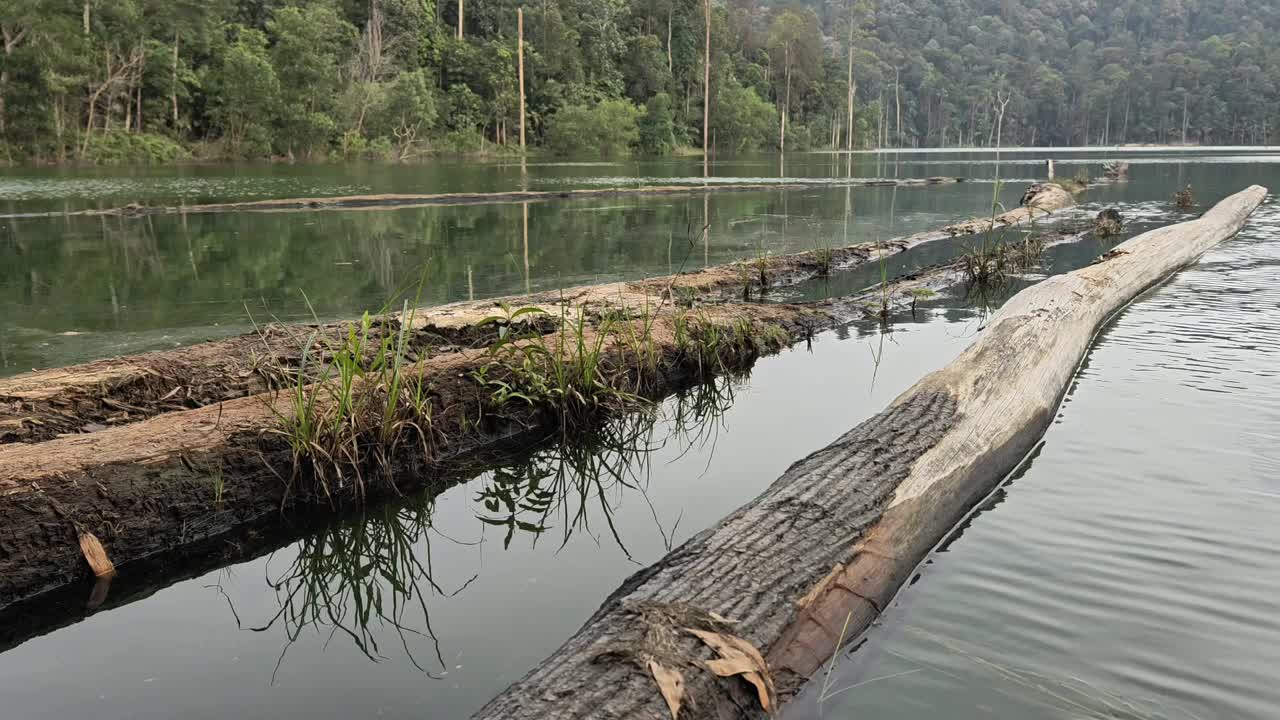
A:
[0,178,966,219]
[0,183,1074,445]
[472,185,1267,720]
[0,183,1076,609]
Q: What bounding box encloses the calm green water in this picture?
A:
[1,151,1279,719]
[9,149,1275,373]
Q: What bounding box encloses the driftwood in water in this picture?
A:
[0,183,1074,609]
[0,178,965,219]
[0,183,1073,445]
[472,185,1267,720]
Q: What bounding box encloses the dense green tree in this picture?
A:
[637,91,676,155]
[3,0,1280,161]
[545,99,640,156]
[711,76,776,152]
[267,4,356,157]
[205,27,279,156]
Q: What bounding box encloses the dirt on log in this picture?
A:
[471,185,1267,720]
[0,182,1074,445]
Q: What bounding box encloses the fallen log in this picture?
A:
[0,302,821,607]
[0,177,964,219]
[0,182,1076,608]
[471,185,1267,720]
[0,183,1074,444]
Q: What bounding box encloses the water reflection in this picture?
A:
[247,493,472,681]
[231,376,739,679]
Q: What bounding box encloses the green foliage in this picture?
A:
[205,27,281,157]
[636,92,676,156]
[267,4,356,157]
[623,34,671,102]
[711,77,777,153]
[271,304,435,501]
[3,0,1280,162]
[82,131,190,164]
[545,99,640,157]
[369,70,439,159]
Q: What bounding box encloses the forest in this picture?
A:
[1,0,1278,162]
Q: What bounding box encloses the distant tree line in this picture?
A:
[0,0,1276,162]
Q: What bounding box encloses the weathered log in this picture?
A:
[0,183,1074,445]
[0,303,819,608]
[0,178,965,219]
[472,185,1267,720]
[0,183,1076,609]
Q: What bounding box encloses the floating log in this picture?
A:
[471,185,1267,720]
[0,178,966,219]
[0,183,1074,445]
[0,183,1075,609]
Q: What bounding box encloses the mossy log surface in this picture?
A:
[471,185,1267,720]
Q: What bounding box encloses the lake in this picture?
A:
[1,149,1278,719]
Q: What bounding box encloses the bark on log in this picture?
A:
[472,185,1268,720]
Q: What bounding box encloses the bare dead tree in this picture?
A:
[0,23,31,136]
[82,44,144,156]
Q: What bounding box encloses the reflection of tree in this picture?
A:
[475,376,739,555]
[1,193,776,342]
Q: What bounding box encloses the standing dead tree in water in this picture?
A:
[472,186,1268,720]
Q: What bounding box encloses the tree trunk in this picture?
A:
[457,0,464,40]
[1103,101,1111,146]
[779,44,790,152]
[517,7,526,149]
[667,8,673,73]
[0,25,28,137]
[1181,91,1189,145]
[135,38,144,134]
[1122,96,1130,144]
[0,69,7,137]
[893,67,901,148]
[471,185,1268,720]
[702,0,710,177]
[83,0,91,34]
[171,31,179,128]
[845,15,854,151]
[876,88,883,148]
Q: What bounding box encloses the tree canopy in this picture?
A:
[1,0,1277,162]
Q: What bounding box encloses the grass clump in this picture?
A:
[270,303,435,502]
[673,310,788,381]
[471,301,641,433]
[908,287,936,316]
[813,245,836,277]
[962,230,1045,289]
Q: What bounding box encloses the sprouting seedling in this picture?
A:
[908,287,935,317]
